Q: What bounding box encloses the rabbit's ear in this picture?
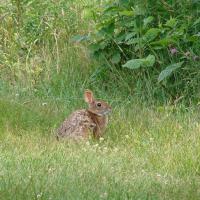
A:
[84,90,94,104]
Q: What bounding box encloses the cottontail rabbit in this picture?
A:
[57,90,111,140]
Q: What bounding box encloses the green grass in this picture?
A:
[1,0,200,199]
[1,96,200,199]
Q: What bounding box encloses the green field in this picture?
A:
[1,0,200,199]
[1,96,200,199]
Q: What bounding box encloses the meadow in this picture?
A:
[0,0,200,199]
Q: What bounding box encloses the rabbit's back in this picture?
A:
[57,109,95,139]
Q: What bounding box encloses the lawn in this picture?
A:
[0,97,200,199]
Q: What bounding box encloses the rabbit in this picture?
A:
[57,90,111,140]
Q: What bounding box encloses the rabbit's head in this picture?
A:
[84,90,111,116]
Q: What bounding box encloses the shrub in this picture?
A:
[79,0,200,103]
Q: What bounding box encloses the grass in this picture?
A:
[1,95,200,199]
[1,0,200,199]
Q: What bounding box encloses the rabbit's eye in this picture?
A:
[97,102,101,107]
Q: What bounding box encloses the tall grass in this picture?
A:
[0,0,95,99]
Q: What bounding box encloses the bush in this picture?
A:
[79,0,200,103]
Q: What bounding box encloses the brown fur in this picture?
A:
[57,90,111,140]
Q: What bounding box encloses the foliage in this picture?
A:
[0,0,91,90]
[1,0,200,103]
[79,0,200,103]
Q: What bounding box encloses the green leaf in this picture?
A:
[123,59,142,69]
[115,31,127,42]
[89,44,102,52]
[143,28,160,42]
[143,16,154,27]
[165,17,177,28]
[104,6,120,14]
[89,42,106,52]
[188,35,200,42]
[150,38,176,47]
[100,22,115,36]
[119,10,134,16]
[143,55,155,66]
[126,38,141,45]
[193,17,200,26]
[111,52,121,64]
[122,55,155,69]
[158,62,184,82]
[125,32,136,41]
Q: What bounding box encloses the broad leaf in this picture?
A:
[143,28,160,42]
[89,42,106,52]
[158,62,184,82]
[122,55,155,69]
[99,22,115,36]
[150,38,176,47]
[143,55,155,66]
[122,59,142,69]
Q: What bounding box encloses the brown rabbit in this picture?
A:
[57,90,111,140]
